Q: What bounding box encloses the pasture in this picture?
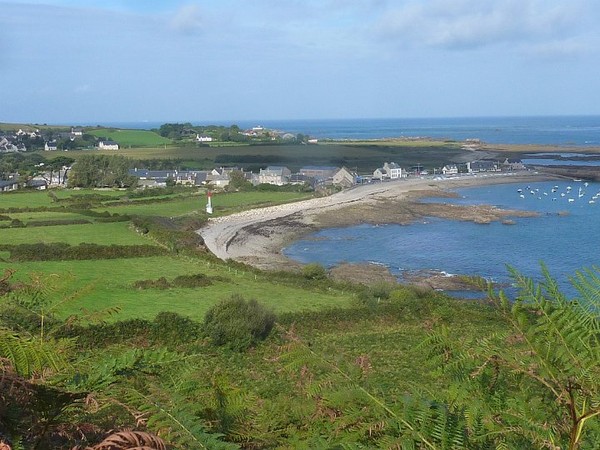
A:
[87,128,172,147]
[0,187,330,322]
[0,221,148,246]
[0,256,352,321]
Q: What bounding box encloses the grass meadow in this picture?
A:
[97,190,311,217]
[0,188,344,323]
[0,256,353,321]
[87,128,172,147]
[0,221,149,245]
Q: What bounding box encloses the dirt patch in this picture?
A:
[402,270,487,291]
[329,263,399,286]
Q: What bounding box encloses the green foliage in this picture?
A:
[68,154,137,188]
[0,329,72,378]
[203,295,276,351]
[133,273,218,290]
[302,262,327,280]
[1,242,162,261]
[419,265,600,449]
[225,170,252,191]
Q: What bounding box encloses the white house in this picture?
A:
[196,134,213,142]
[98,140,119,150]
[44,141,58,151]
[383,162,404,179]
[442,164,458,175]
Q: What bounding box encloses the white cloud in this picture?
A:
[376,0,591,51]
[168,3,204,34]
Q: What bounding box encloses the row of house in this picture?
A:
[1,156,530,194]
[442,158,526,175]
[129,165,359,189]
[128,157,529,190]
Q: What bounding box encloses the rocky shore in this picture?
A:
[198,173,556,285]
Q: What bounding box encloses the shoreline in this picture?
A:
[198,172,557,272]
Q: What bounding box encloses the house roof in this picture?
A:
[0,179,19,188]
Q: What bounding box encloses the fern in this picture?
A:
[419,265,600,449]
[0,328,71,378]
[122,386,239,450]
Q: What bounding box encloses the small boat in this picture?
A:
[568,198,575,203]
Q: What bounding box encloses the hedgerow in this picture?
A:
[0,242,163,261]
[58,311,202,349]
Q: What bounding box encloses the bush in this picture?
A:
[133,277,170,290]
[302,263,327,280]
[151,312,201,348]
[203,295,276,351]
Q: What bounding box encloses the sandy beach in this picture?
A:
[198,172,556,272]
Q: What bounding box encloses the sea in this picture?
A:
[103,115,600,146]
[283,180,600,297]
[110,115,600,296]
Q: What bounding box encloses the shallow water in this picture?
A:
[284,180,600,296]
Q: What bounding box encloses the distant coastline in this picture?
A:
[13,115,600,146]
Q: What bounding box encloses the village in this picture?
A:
[0,123,528,193]
[125,158,527,190]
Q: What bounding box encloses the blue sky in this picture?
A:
[1,0,600,124]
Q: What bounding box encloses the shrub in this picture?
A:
[302,263,327,280]
[203,295,276,351]
[172,273,212,288]
[151,312,201,348]
[133,277,170,290]
[357,282,396,308]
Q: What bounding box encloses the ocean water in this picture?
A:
[100,116,600,146]
[283,180,600,296]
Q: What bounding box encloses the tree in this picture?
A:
[68,154,137,188]
[226,170,251,191]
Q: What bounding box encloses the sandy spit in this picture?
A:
[197,172,555,270]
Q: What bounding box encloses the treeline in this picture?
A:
[155,123,248,142]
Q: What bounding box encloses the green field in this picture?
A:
[0,256,351,321]
[0,188,328,322]
[87,128,172,147]
[97,191,310,217]
[0,221,149,246]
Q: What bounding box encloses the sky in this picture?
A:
[1,0,600,124]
